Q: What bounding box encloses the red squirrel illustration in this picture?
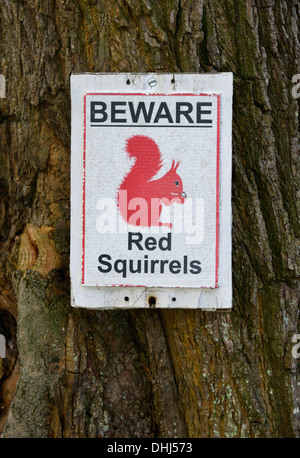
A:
[117,135,186,228]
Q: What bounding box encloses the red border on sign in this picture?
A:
[81,93,221,288]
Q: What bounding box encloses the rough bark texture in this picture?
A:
[0,0,299,438]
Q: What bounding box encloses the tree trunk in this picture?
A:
[0,0,299,438]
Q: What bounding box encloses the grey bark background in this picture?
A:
[0,0,299,438]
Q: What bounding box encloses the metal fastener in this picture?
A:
[147,78,157,87]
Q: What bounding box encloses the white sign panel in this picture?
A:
[71,73,233,309]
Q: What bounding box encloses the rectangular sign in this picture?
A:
[71,73,233,309]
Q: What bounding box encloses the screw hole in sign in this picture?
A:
[126,79,130,85]
[124,296,129,302]
[172,297,176,302]
[171,78,175,84]
[148,296,156,307]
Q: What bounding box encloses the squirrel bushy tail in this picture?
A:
[125,135,163,181]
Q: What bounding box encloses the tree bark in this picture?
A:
[0,0,299,438]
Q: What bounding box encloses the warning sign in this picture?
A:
[83,92,220,288]
[71,74,232,309]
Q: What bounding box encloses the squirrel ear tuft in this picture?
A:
[171,160,176,169]
[175,161,180,171]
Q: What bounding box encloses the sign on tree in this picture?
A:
[71,73,233,309]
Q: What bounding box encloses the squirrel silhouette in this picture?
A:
[117,135,186,228]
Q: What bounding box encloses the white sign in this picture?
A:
[71,73,233,309]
